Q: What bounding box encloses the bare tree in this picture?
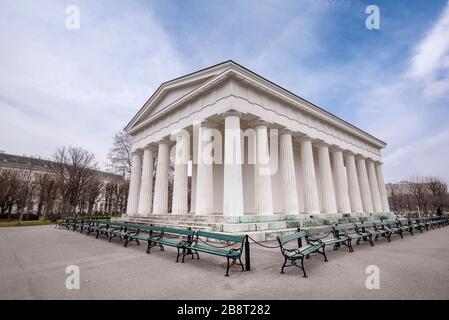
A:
[84,175,103,215]
[426,176,448,212]
[107,131,132,178]
[36,173,59,220]
[0,170,21,218]
[15,170,36,221]
[53,146,98,215]
[408,176,430,215]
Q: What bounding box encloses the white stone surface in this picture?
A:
[332,148,351,213]
[223,111,244,216]
[345,153,364,213]
[300,137,320,214]
[254,122,273,215]
[126,152,142,215]
[280,131,299,214]
[152,141,170,214]
[356,156,374,213]
[137,147,154,216]
[317,142,337,213]
[195,123,214,215]
[172,131,189,215]
[375,162,390,213]
[367,159,383,213]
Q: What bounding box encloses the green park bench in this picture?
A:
[377,220,403,239]
[79,219,95,234]
[426,217,439,229]
[436,216,448,227]
[124,224,164,248]
[56,218,73,229]
[181,231,246,277]
[418,217,432,230]
[303,226,353,252]
[334,223,374,247]
[276,230,327,278]
[408,218,425,233]
[145,227,195,262]
[95,221,126,241]
[397,218,415,236]
[358,222,391,242]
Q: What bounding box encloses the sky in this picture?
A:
[0,0,448,183]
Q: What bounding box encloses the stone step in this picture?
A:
[241,228,300,242]
[222,221,288,232]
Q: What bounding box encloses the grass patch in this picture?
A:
[0,220,56,227]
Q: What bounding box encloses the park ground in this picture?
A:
[0,224,448,299]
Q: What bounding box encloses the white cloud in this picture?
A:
[0,0,185,165]
[406,0,449,99]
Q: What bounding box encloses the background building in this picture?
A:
[0,151,127,219]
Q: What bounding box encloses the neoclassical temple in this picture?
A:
[124,61,390,220]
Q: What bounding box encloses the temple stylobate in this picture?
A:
[123,61,390,222]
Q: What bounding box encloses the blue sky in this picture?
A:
[0,0,448,182]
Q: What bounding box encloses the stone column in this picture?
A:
[126,152,142,216]
[367,159,383,213]
[332,147,351,213]
[299,137,320,214]
[223,110,244,216]
[172,130,190,215]
[152,140,170,214]
[356,156,374,213]
[345,152,364,213]
[280,130,299,214]
[195,122,214,215]
[254,121,273,215]
[375,162,390,213]
[137,147,154,216]
[317,142,337,214]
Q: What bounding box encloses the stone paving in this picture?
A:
[0,225,448,299]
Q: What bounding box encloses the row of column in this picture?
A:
[292,136,389,215]
[126,112,390,216]
[126,111,245,216]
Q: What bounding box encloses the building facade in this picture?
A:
[124,61,390,219]
[0,152,124,216]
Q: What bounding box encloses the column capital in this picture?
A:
[354,153,366,161]
[253,118,271,129]
[143,144,157,152]
[365,157,376,164]
[222,109,241,118]
[374,160,384,165]
[158,138,173,145]
[279,128,295,136]
[296,134,313,143]
[315,139,331,148]
[330,145,344,153]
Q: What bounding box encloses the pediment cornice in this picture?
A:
[125,61,386,149]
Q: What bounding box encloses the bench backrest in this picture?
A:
[333,224,355,232]
[277,231,307,246]
[196,231,245,243]
[303,226,333,237]
[356,222,374,229]
[163,227,195,237]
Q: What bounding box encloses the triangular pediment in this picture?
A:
[125,61,235,132]
[125,60,386,148]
